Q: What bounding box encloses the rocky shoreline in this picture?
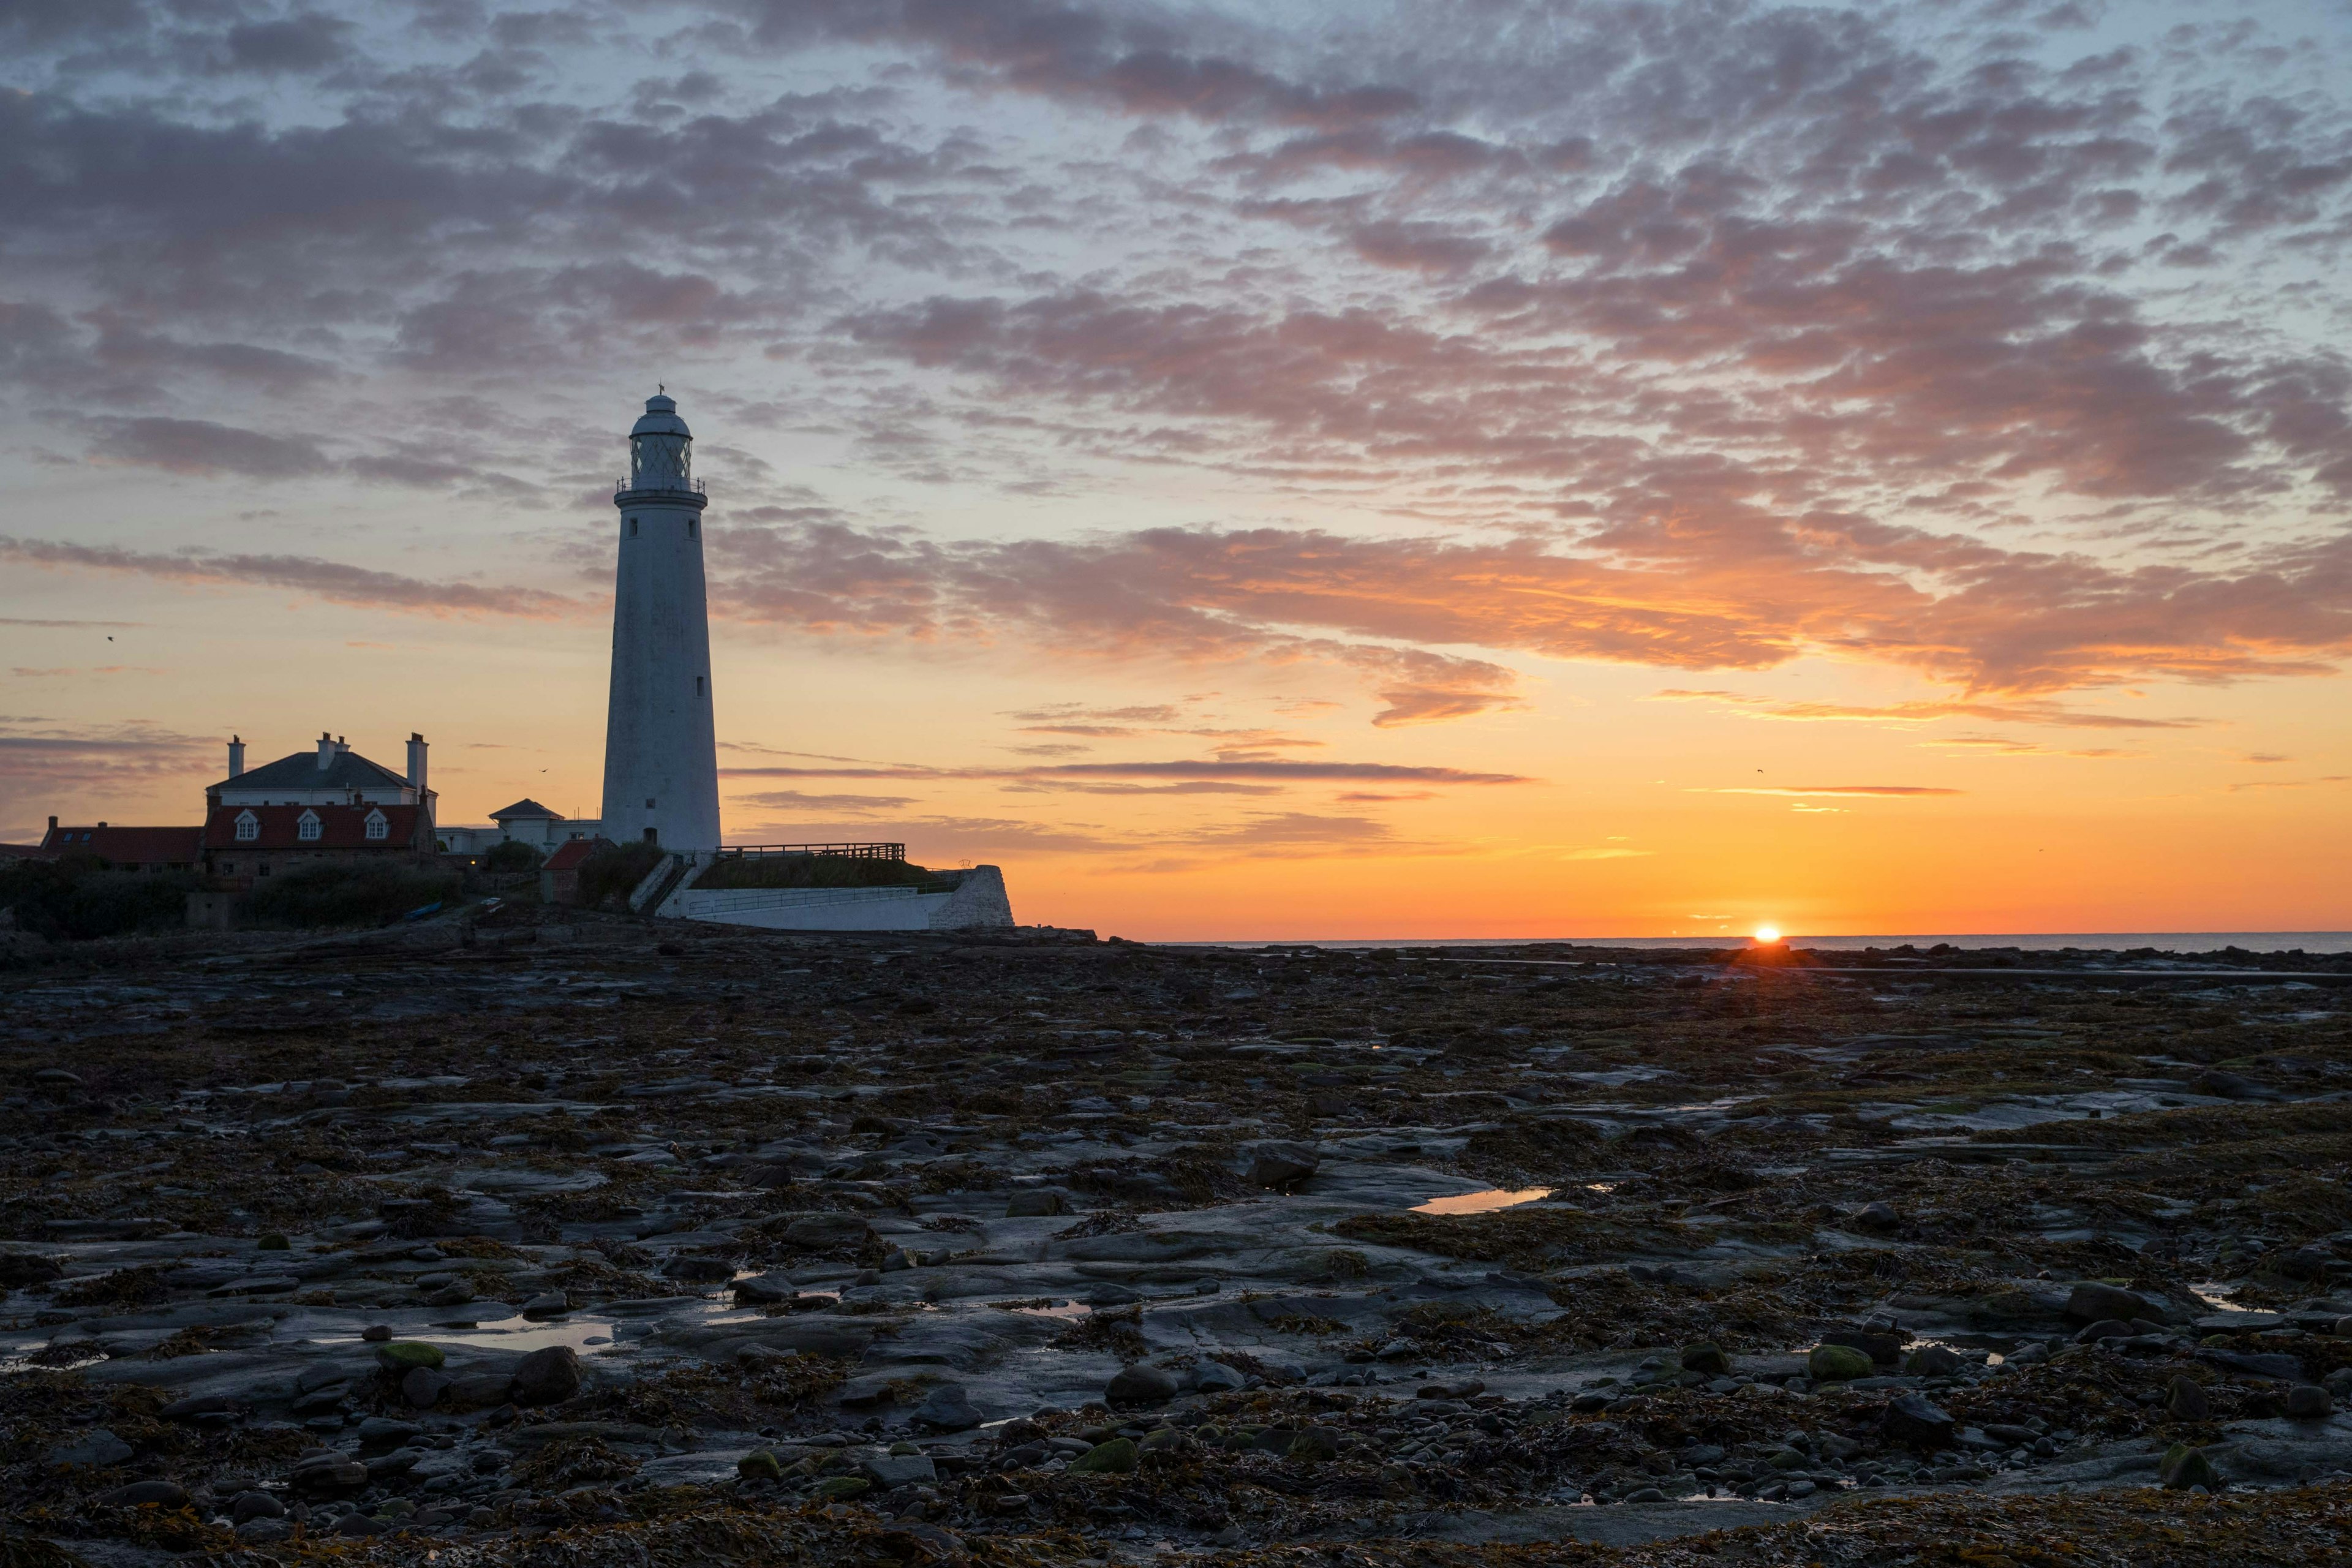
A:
[4,913,2350,1565]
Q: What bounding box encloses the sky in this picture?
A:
[3,0,2350,940]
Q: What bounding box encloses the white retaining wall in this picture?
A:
[674,864,1014,932]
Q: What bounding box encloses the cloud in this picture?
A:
[1919,735,2139,760]
[1697,785,1964,797]
[0,538,582,619]
[90,418,331,480]
[1649,690,2206,729]
[731,789,919,812]
[0,718,219,827]
[720,757,1530,785]
[7,0,2352,737]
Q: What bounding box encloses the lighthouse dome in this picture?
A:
[631,392,691,439]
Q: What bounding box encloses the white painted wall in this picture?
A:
[599,489,721,854]
[673,865,1016,931]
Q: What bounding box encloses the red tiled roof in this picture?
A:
[39,826,203,864]
[542,838,602,872]
[202,804,423,851]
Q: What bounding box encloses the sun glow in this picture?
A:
[1754,925,1782,944]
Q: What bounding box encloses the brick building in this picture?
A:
[30,822,204,871]
[199,803,434,890]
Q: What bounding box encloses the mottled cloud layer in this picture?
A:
[5,0,2352,719]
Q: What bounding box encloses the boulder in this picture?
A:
[839,1378,900,1409]
[521,1291,570,1316]
[2166,1376,2211,1420]
[445,1371,516,1409]
[1191,1359,1248,1393]
[1882,1392,1956,1449]
[1005,1191,1068,1218]
[862,1453,939,1488]
[1246,1141,1321,1190]
[1849,1200,1899,1232]
[47,1430,133,1468]
[785,1214,875,1250]
[160,1394,235,1423]
[734,1272,796,1305]
[1286,1428,1341,1463]
[2160,1442,2222,1491]
[292,1459,368,1494]
[236,1520,293,1545]
[2202,1348,2304,1381]
[1679,1342,1729,1376]
[2064,1283,2158,1325]
[1904,1344,1962,1378]
[231,1490,285,1523]
[2285,1384,2334,1419]
[912,1382,981,1431]
[511,1344,582,1406]
[355,1417,421,1447]
[1821,1329,1904,1366]
[374,1341,446,1373]
[2075,1319,2134,1343]
[812,1476,870,1499]
[402,1367,451,1409]
[1807,1343,1874,1382]
[1105,1363,1181,1407]
[737,1450,783,1480]
[100,1480,189,1508]
[1069,1438,1139,1475]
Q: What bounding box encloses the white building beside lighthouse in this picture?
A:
[600,391,722,853]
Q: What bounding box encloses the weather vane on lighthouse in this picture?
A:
[599,391,720,854]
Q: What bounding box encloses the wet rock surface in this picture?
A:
[2,916,2351,1564]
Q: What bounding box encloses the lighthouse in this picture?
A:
[600,391,721,854]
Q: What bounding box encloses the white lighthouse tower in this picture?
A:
[600,391,721,854]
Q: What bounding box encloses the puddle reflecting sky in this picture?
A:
[318,1314,621,1354]
[1413,1187,1554,1216]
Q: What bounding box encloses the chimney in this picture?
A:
[336,734,349,755]
[407,733,428,793]
[227,735,245,778]
[317,731,334,770]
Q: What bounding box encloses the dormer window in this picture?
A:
[235,810,260,842]
[296,809,322,842]
[364,809,389,842]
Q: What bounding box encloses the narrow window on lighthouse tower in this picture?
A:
[687,518,698,539]
[695,676,705,696]
[628,518,638,536]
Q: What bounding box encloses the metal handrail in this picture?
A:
[715,842,906,861]
[613,477,706,496]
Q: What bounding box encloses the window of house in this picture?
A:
[219,863,233,875]
[235,810,260,842]
[258,864,271,876]
[297,809,322,842]
[364,809,388,841]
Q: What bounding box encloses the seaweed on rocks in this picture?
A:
[2,916,2349,1564]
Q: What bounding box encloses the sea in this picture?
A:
[1179,932,2352,954]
